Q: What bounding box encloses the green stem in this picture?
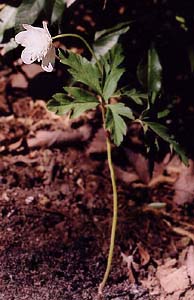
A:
[52,33,103,75]
[98,106,118,297]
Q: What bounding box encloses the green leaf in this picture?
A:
[0,5,17,42]
[114,87,147,105]
[105,103,134,146]
[93,22,130,59]
[47,87,99,118]
[145,121,188,166]
[51,0,66,24]
[137,47,162,105]
[157,109,170,119]
[102,44,125,101]
[148,47,162,104]
[59,49,102,95]
[64,87,98,103]
[15,0,46,32]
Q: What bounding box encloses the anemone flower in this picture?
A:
[15,21,55,72]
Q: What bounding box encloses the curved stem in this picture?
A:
[98,106,118,297]
[52,33,103,75]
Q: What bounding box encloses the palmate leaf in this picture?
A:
[59,49,102,95]
[105,103,134,146]
[47,87,99,118]
[93,22,130,59]
[145,121,188,166]
[101,44,125,102]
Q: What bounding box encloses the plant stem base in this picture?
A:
[97,136,118,298]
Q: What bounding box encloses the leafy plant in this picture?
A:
[14,8,189,297]
[49,44,134,147]
[47,37,188,294]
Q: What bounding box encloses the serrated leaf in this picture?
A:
[47,94,73,115]
[59,49,102,95]
[145,121,188,166]
[47,88,99,118]
[15,0,46,32]
[93,22,130,59]
[102,44,125,101]
[0,5,17,42]
[107,103,134,119]
[64,87,98,103]
[114,87,147,105]
[148,47,162,104]
[105,103,134,146]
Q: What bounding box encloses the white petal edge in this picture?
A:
[42,21,51,38]
[22,24,34,30]
[15,31,28,46]
[42,62,53,72]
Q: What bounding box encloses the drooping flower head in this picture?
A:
[15,21,55,72]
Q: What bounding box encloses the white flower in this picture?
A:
[66,0,77,7]
[15,21,55,72]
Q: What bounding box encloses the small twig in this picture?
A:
[164,219,194,242]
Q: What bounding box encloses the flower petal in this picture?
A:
[22,24,44,33]
[41,45,55,72]
[22,24,34,30]
[15,29,46,49]
[21,48,37,64]
[42,21,51,38]
[15,31,29,47]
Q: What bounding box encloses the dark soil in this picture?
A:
[1,71,194,300]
